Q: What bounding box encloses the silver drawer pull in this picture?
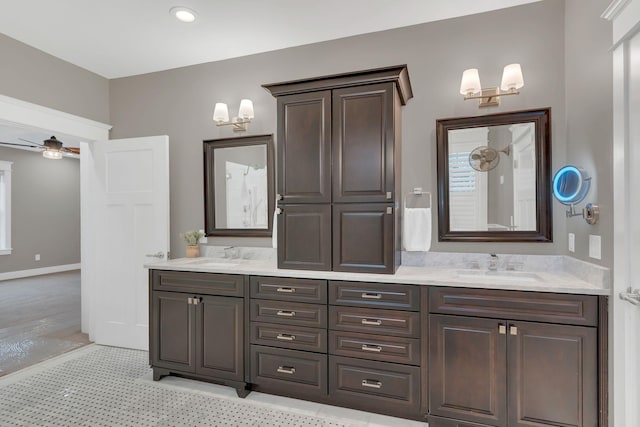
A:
[361,292,382,300]
[361,379,382,389]
[361,344,382,353]
[276,287,296,293]
[361,318,382,326]
[276,310,296,317]
[277,366,296,375]
[276,334,296,341]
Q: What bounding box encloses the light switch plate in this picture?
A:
[35,254,40,261]
[568,233,575,252]
[589,235,601,260]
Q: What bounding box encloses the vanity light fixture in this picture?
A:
[170,6,197,23]
[213,100,255,132]
[460,63,524,108]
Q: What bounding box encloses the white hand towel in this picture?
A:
[271,208,278,249]
[403,207,432,251]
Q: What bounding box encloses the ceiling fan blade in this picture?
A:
[18,137,44,146]
[0,141,42,149]
[61,146,80,155]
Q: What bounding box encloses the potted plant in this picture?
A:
[180,230,205,258]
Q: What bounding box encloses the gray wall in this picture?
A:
[0,34,109,123]
[0,148,80,273]
[564,0,613,267]
[110,1,574,258]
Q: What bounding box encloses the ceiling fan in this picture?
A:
[468,144,511,172]
[0,136,79,159]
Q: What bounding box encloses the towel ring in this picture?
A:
[404,187,432,209]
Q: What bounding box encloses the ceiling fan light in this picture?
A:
[43,149,63,160]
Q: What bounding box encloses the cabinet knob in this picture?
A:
[276,310,296,317]
[187,297,193,305]
[499,324,506,335]
[510,325,518,335]
[386,207,393,214]
[361,344,383,353]
[277,366,296,375]
[275,207,283,215]
[276,193,284,201]
[361,379,382,389]
[361,292,382,300]
[386,192,392,200]
[276,334,296,341]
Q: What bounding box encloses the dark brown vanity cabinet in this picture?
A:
[249,276,330,400]
[428,287,599,427]
[328,281,423,420]
[264,66,412,274]
[149,271,248,397]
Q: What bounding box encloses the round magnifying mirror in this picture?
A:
[552,165,591,205]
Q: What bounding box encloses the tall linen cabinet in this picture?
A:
[263,66,413,274]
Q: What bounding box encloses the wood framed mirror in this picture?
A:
[204,134,275,236]
[436,108,552,242]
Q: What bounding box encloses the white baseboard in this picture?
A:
[0,263,81,281]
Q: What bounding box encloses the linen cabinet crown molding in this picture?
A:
[262,64,413,105]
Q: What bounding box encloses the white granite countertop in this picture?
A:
[145,254,610,296]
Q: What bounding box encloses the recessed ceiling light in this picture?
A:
[170,6,197,23]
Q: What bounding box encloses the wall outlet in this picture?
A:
[589,235,601,260]
[568,233,575,252]
[35,254,40,261]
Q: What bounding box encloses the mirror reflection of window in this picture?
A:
[447,122,537,232]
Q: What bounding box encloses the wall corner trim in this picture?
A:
[0,263,81,281]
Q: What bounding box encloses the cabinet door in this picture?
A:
[277,91,331,203]
[333,203,395,273]
[507,321,597,427]
[429,314,507,427]
[278,204,331,271]
[195,296,244,382]
[151,291,195,373]
[332,83,397,203]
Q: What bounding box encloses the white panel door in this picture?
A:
[91,136,169,350]
[611,3,640,425]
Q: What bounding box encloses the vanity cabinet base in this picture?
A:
[152,367,250,398]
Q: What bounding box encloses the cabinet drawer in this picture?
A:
[329,331,420,365]
[250,322,327,353]
[329,281,419,310]
[251,299,327,328]
[251,345,327,398]
[329,306,420,337]
[429,287,598,326]
[329,355,421,419]
[250,276,327,304]
[151,270,244,297]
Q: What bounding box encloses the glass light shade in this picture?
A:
[501,63,524,91]
[213,103,229,123]
[238,99,254,120]
[43,149,63,160]
[460,69,482,95]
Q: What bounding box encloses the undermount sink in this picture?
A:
[186,259,239,268]
[455,270,542,282]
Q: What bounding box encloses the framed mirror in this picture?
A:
[204,134,275,236]
[436,108,552,242]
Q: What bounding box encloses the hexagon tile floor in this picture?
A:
[0,345,426,427]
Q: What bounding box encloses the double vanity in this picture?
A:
[147,254,608,427]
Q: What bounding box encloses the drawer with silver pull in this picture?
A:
[250,276,327,304]
[329,306,420,337]
[329,331,420,365]
[251,299,327,328]
[329,281,419,311]
[329,356,421,418]
[250,345,327,398]
[250,322,327,353]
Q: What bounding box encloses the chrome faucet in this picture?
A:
[488,254,499,271]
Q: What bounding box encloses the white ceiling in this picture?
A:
[0,0,540,79]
